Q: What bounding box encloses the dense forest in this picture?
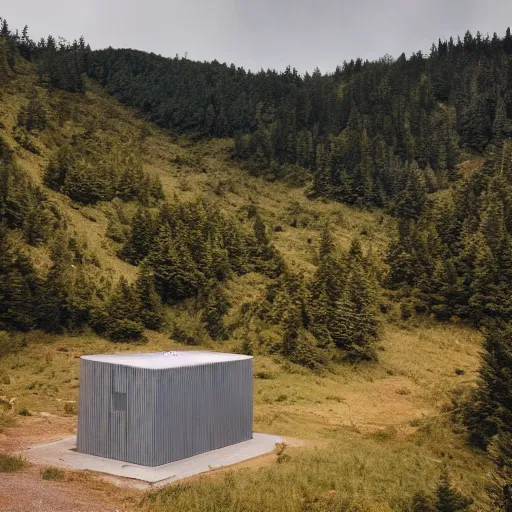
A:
[1,14,512,509]
[85,30,512,207]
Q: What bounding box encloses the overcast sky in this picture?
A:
[1,1,512,72]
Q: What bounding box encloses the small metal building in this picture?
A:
[77,351,253,466]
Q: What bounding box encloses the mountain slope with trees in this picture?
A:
[1,14,512,511]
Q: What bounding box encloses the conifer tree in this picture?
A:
[201,283,230,340]
[102,277,144,342]
[134,265,164,330]
[146,225,201,303]
[434,469,472,512]
[0,225,41,331]
[312,143,333,197]
[318,221,335,260]
[466,322,512,449]
[394,165,428,220]
[0,37,13,86]
[250,214,284,278]
[44,145,76,192]
[386,219,418,288]
[38,233,74,332]
[330,264,379,362]
[120,207,155,265]
[411,491,436,512]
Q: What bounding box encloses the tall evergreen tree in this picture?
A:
[466,323,512,449]
[330,263,380,362]
[134,265,164,330]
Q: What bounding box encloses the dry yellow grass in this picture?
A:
[0,322,492,509]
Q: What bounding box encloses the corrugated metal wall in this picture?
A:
[77,356,253,467]
[77,359,156,465]
[152,358,253,465]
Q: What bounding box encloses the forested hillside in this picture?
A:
[86,30,512,205]
[1,14,512,511]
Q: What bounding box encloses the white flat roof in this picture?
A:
[81,351,252,369]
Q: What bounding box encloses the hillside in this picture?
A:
[0,50,493,512]
[0,17,512,512]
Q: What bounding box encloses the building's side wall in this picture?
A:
[77,359,112,457]
[77,360,155,465]
[152,358,253,465]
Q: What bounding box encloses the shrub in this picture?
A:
[0,452,27,472]
[18,408,31,416]
[0,331,27,358]
[12,126,39,153]
[255,370,275,380]
[106,319,145,342]
[41,466,64,481]
[275,443,290,464]
[0,412,15,433]
[171,313,210,346]
[63,403,77,415]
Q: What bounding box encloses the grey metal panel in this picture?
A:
[127,367,156,466]
[77,353,253,467]
[77,359,112,457]
[152,358,253,466]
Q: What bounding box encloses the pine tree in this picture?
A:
[318,221,335,260]
[201,283,230,340]
[120,207,155,265]
[386,219,418,288]
[493,96,508,144]
[329,264,379,362]
[102,277,144,342]
[466,322,512,449]
[479,196,507,257]
[37,234,74,332]
[146,225,201,303]
[0,225,42,331]
[434,469,472,512]
[0,37,13,86]
[411,491,436,512]
[134,265,164,330]
[44,145,76,192]
[312,143,333,197]
[308,289,334,349]
[490,430,512,511]
[394,165,428,220]
[250,214,284,278]
[253,214,269,246]
[62,163,110,204]
[17,94,48,132]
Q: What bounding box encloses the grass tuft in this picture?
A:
[41,466,65,481]
[0,452,27,473]
[0,411,15,433]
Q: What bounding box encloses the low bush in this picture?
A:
[41,466,64,480]
[0,452,27,472]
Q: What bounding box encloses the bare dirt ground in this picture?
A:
[0,414,75,452]
[0,467,138,512]
[0,415,139,512]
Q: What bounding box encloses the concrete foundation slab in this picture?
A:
[17,433,282,486]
